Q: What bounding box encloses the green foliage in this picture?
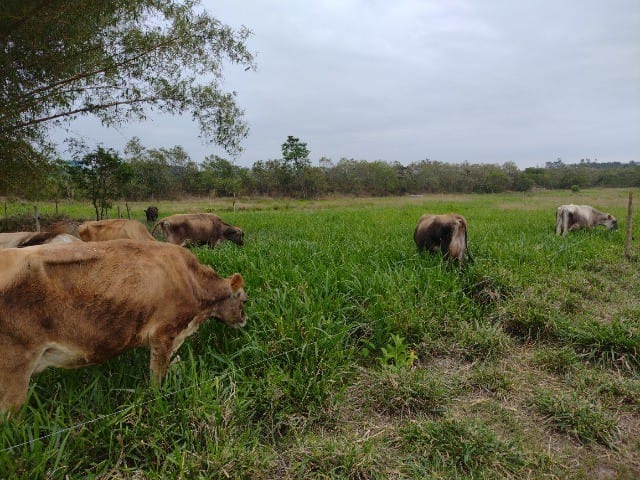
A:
[0,0,254,197]
[376,334,417,370]
[68,146,132,219]
[281,135,310,171]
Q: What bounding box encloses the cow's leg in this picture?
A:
[561,210,569,236]
[148,332,175,384]
[0,348,39,417]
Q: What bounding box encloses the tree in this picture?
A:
[281,136,310,171]
[0,0,255,195]
[69,147,132,220]
[201,155,248,197]
[280,136,312,197]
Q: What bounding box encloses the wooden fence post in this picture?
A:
[34,205,40,232]
[625,192,634,260]
[125,202,131,219]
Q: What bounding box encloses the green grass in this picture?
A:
[1,188,639,478]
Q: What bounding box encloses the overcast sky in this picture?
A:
[53,0,640,169]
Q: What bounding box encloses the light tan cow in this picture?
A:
[152,213,244,248]
[0,231,81,248]
[555,204,618,236]
[78,219,155,242]
[414,213,471,264]
[0,239,248,416]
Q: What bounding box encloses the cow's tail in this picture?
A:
[151,221,164,238]
[448,218,466,264]
[463,223,474,265]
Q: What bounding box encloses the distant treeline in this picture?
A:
[3,141,639,202]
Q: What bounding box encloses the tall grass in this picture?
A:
[0,189,638,478]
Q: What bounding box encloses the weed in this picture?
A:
[375,334,417,370]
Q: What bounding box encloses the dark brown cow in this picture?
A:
[152,213,244,248]
[79,219,156,242]
[555,204,618,236]
[0,239,248,416]
[0,231,81,249]
[414,213,471,264]
[144,206,159,223]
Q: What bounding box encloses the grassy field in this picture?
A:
[1,188,639,479]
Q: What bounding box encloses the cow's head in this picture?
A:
[215,273,248,328]
[603,214,618,230]
[224,226,244,246]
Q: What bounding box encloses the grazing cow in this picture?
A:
[414,213,471,264]
[555,204,618,236]
[144,206,159,223]
[152,213,244,248]
[0,231,81,249]
[79,219,155,242]
[0,239,248,415]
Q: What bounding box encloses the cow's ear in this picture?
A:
[607,214,612,219]
[230,273,244,292]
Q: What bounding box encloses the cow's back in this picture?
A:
[156,213,222,246]
[79,219,155,242]
[414,213,468,261]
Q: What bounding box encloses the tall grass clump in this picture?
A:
[531,389,620,447]
[396,418,532,478]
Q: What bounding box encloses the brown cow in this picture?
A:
[0,231,81,249]
[152,213,244,248]
[144,206,159,223]
[414,213,471,264]
[79,219,155,242]
[0,239,248,416]
[555,204,618,236]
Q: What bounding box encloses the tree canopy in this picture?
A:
[0,0,254,195]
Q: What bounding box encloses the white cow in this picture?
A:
[555,204,617,236]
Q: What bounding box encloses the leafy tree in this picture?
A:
[69,147,132,220]
[201,155,248,196]
[273,136,312,197]
[0,0,255,195]
[281,136,310,171]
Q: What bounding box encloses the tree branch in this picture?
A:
[1,95,172,133]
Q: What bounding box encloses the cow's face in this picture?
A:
[225,227,244,246]
[604,214,618,230]
[215,273,248,328]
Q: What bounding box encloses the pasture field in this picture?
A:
[1,188,639,479]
